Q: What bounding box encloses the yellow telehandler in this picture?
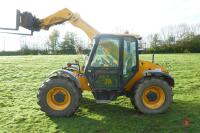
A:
[0,8,174,116]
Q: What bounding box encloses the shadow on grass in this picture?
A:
[50,98,200,133]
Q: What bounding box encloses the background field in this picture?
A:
[0,54,200,133]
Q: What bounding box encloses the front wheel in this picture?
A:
[133,78,173,114]
[37,78,81,117]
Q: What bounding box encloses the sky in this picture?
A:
[0,0,200,51]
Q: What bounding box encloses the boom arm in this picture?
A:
[38,8,100,40]
[0,8,100,40]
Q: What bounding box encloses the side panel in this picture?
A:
[87,68,120,90]
[77,74,91,91]
[124,60,172,91]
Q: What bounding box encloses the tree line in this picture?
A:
[145,24,200,53]
[21,29,90,55]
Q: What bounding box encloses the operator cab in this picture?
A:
[85,34,139,102]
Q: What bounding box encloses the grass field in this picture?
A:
[0,54,200,133]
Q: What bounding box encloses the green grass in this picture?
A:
[0,54,200,133]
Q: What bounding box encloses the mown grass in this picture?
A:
[0,54,200,133]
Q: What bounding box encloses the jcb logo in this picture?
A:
[104,78,112,85]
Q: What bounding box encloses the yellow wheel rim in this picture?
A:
[142,86,165,109]
[47,87,71,111]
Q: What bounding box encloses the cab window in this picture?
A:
[91,38,120,67]
[123,37,137,80]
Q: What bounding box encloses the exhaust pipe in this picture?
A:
[152,53,155,63]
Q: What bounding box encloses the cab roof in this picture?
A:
[95,33,142,40]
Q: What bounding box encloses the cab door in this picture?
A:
[122,36,139,85]
[85,35,122,91]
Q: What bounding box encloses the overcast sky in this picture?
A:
[0,0,200,51]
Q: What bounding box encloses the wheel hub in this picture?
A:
[142,86,166,109]
[46,87,71,111]
[54,92,65,103]
[146,91,158,102]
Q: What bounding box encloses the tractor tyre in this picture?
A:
[134,78,172,114]
[37,77,81,117]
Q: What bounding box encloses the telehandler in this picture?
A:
[0,8,174,116]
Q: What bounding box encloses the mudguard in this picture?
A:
[144,70,175,87]
[48,69,81,88]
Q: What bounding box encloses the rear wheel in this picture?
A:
[133,78,172,114]
[37,78,81,117]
